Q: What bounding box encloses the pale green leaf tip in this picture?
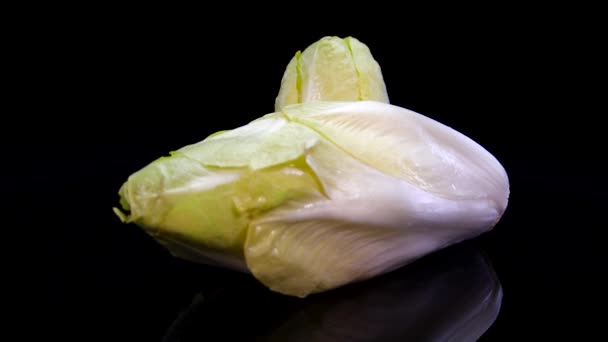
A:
[113,207,128,223]
[275,35,389,111]
[113,182,132,224]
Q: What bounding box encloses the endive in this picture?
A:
[275,36,389,109]
[114,36,509,298]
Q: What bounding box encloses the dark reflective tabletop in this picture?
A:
[162,243,501,341]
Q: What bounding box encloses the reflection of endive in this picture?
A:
[162,245,502,342]
[114,36,510,298]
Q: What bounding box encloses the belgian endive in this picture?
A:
[275,36,389,109]
[113,36,510,298]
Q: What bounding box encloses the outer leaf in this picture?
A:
[283,101,509,211]
[178,114,319,170]
[114,154,247,256]
[244,136,503,297]
[274,52,300,111]
[344,36,389,103]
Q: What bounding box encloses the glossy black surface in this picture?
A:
[161,243,501,342]
[31,11,603,341]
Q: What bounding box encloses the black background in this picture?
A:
[24,6,603,341]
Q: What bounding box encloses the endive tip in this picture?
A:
[275,35,389,110]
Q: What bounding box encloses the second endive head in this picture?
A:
[275,36,389,110]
